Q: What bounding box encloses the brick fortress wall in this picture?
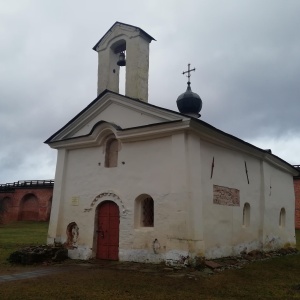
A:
[0,180,53,224]
[294,177,300,230]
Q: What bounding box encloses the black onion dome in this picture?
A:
[176,82,202,118]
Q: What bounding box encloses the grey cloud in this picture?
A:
[1,0,300,182]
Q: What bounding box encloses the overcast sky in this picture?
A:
[0,0,299,183]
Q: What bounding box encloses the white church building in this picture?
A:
[46,22,297,265]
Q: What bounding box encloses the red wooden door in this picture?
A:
[97,201,119,260]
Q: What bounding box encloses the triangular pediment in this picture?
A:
[45,90,186,143]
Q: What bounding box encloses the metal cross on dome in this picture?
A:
[182,63,196,84]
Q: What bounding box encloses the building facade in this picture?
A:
[45,22,298,265]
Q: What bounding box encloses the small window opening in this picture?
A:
[135,195,154,228]
[142,197,154,227]
[243,203,250,227]
[279,208,286,228]
[105,138,119,168]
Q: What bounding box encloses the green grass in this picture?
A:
[1,254,300,299]
[0,221,48,273]
[0,221,48,244]
[0,224,300,299]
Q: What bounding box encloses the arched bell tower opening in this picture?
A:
[110,39,127,95]
[93,22,155,102]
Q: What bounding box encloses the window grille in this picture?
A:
[142,197,154,227]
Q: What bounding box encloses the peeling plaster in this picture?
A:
[65,222,79,249]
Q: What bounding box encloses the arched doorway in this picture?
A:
[19,194,39,221]
[96,201,119,260]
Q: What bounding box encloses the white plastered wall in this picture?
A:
[199,139,296,258]
[49,133,202,263]
[260,161,296,250]
[48,130,296,263]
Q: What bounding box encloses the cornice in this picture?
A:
[48,120,186,150]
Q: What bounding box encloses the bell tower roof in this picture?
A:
[93,21,156,52]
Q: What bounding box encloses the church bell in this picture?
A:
[117,51,126,66]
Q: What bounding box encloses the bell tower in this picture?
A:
[93,22,155,102]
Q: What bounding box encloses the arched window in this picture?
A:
[243,203,250,227]
[279,208,286,228]
[135,194,154,228]
[105,138,119,168]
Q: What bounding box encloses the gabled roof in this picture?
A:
[93,21,156,51]
[45,89,299,176]
[44,89,186,144]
